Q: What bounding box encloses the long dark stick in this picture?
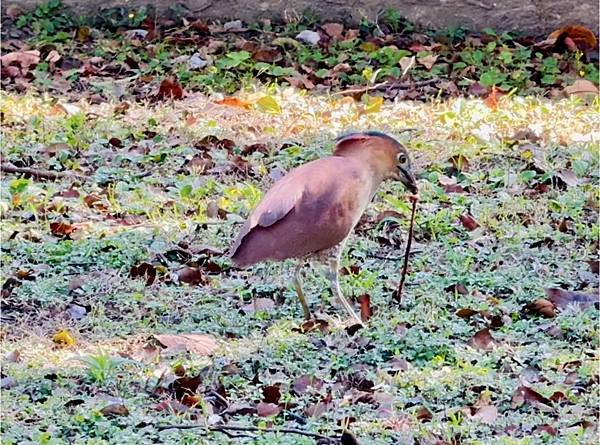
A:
[394,199,417,303]
[0,163,87,182]
[156,423,335,441]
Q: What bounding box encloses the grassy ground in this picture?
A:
[1,89,598,444]
[1,5,599,444]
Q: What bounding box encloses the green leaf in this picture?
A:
[255,95,281,114]
[9,178,31,195]
[479,69,507,86]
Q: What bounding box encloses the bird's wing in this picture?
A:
[230,170,305,258]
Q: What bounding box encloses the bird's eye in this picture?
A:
[398,154,407,164]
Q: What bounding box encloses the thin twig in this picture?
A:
[0,163,87,182]
[156,423,335,441]
[335,78,440,96]
[394,199,418,303]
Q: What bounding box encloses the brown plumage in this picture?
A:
[231,131,418,323]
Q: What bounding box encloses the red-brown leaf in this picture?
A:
[153,333,218,355]
[357,294,372,322]
[525,298,556,318]
[49,222,76,237]
[468,328,496,351]
[256,402,281,417]
[262,385,281,404]
[544,288,597,311]
[129,262,157,286]
[511,385,553,410]
[177,267,206,285]
[157,78,184,100]
[459,213,481,231]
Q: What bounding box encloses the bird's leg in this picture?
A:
[327,257,363,325]
[293,262,311,320]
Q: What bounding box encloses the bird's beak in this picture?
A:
[399,168,418,194]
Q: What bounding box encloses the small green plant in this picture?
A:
[76,353,126,384]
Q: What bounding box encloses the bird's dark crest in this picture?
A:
[335,131,403,148]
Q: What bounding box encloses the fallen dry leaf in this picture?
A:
[357,294,372,322]
[472,404,498,424]
[525,298,556,318]
[176,267,206,285]
[511,385,553,410]
[564,79,599,97]
[156,78,184,100]
[544,288,597,311]
[256,401,281,417]
[484,86,504,109]
[52,329,76,347]
[49,222,76,237]
[459,213,481,231]
[417,54,438,70]
[129,262,157,286]
[214,96,252,109]
[242,297,275,313]
[468,328,496,351]
[538,24,598,53]
[322,22,344,39]
[153,333,218,355]
[100,403,129,417]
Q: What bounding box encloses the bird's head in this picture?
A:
[334,131,418,194]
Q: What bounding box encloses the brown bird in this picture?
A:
[230,131,418,324]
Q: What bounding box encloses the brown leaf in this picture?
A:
[564,79,599,97]
[456,308,478,318]
[293,375,324,394]
[484,86,504,110]
[83,194,103,208]
[153,399,190,413]
[415,406,432,422]
[449,154,471,172]
[214,97,252,110]
[100,403,129,417]
[534,424,558,436]
[262,385,281,404]
[357,294,372,322]
[525,298,556,318]
[294,319,329,334]
[157,78,184,100]
[4,350,21,363]
[468,328,496,351]
[511,385,553,410]
[542,25,598,52]
[586,260,599,275]
[242,297,275,313]
[459,213,480,231]
[252,47,281,63]
[50,222,76,237]
[322,23,344,39]
[129,262,157,286]
[544,288,597,311]
[153,333,218,355]
[0,50,40,77]
[417,54,438,70]
[256,402,281,417]
[75,26,92,43]
[446,283,469,295]
[472,405,498,424]
[176,267,206,285]
[467,82,488,97]
[555,169,579,187]
[173,374,202,399]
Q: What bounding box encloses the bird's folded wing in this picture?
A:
[230,176,304,257]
